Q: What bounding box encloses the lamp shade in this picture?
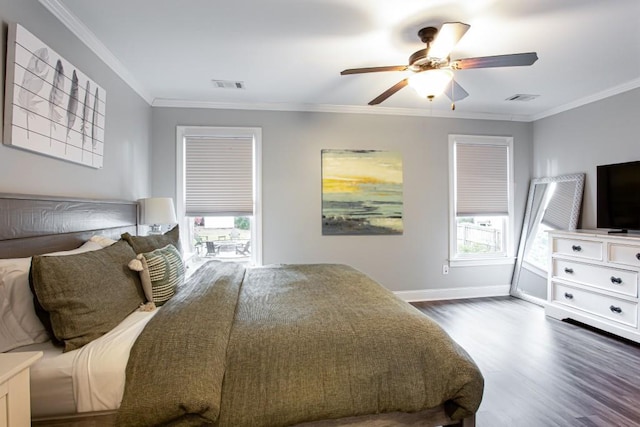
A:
[408,69,453,99]
[139,197,177,226]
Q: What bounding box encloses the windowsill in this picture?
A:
[183,251,201,279]
[449,257,515,267]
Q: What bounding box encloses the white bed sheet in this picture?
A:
[73,309,157,412]
[10,308,157,418]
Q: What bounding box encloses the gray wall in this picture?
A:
[533,88,640,229]
[152,108,533,292]
[0,0,152,200]
[5,0,637,295]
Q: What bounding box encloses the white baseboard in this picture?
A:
[394,285,511,302]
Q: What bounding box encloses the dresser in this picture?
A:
[0,351,42,427]
[546,230,640,343]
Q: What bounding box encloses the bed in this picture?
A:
[0,194,483,427]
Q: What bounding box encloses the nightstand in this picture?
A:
[0,351,42,427]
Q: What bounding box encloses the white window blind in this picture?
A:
[185,136,253,216]
[455,143,509,216]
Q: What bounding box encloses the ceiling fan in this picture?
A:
[341,22,538,108]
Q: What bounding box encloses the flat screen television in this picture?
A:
[597,160,640,232]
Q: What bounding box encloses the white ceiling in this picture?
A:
[44,0,640,121]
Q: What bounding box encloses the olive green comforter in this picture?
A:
[117,261,483,426]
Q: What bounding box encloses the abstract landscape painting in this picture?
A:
[3,23,106,168]
[322,149,403,235]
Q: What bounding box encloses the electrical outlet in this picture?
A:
[442,264,449,275]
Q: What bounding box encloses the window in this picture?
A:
[448,135,514,266]
[176,126,262,265]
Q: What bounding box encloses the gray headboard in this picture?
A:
[0,193,137,259]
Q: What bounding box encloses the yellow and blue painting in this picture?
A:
[322,149,403,235]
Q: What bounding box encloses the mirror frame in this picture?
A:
[510,173,585,305]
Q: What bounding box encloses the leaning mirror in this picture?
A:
[510,173,585,305]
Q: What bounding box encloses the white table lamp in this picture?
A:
[139,197,177,234]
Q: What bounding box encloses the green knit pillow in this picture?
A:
[128,244,184,307]
[121,225,181,255]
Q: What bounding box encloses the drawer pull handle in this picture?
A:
[610,305,622,314]
[572,245,582,252]
[636,253,640,261]
[610,276,623,284]
[564,292,573,300]
[564,267,574,274]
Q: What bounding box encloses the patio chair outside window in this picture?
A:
[236,241,251,255]
[205,241,219,256]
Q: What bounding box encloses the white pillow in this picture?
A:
[0,240,103,352]
[89,235,118,248]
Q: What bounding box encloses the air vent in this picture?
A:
[212,80,245,89]
[505,94,539,102]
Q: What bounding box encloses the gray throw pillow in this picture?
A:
[31,240,145,352]
[121,225,181,254]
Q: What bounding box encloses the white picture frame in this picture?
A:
[3,23,106,169]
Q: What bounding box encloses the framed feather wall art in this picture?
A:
[3,23,106,168]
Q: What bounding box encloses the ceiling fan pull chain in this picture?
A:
[451,78,456,110]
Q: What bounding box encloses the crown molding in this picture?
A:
[152,98,532,122]
[532,77,640,121]
[38,0,639,123]
[38,0,154,104]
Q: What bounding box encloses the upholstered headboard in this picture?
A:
[0,193,137,259]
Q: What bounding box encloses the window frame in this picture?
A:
[176,125,262,266]
[448,134,515,267]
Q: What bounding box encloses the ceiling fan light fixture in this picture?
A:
[408,69,453,100]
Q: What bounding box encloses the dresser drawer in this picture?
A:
[552,283,638,327]
[553,259,638,297]
[609,243,640,269]
[553,238,603,261]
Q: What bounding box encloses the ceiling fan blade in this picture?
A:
[443,79,469,102]
[368,79,408,105]
[341,66,408,75]
[428,22,470,59]
[451,52,538,69]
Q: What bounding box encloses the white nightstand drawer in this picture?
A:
[553,259,638,297]
[609,243,640,268]
[1,393,7,427]
[552,283,638,327]
[553,238,603,261]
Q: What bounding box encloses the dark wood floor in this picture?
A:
[412,297,640,427]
